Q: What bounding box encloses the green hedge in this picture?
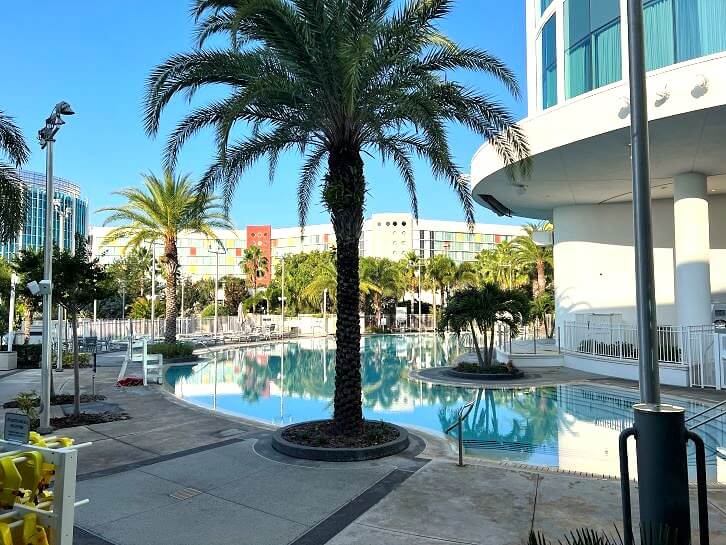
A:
[148,342,194,359]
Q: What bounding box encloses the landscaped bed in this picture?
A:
[51,411,130,430]
[3,393,106,409]
[446,362,525,381]
[272,419,410,461]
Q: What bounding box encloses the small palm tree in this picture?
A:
[514,221,553,296]
[144,0,529,434]
[440,284,529,369]
[100,171,231,342]
[242,245,268,296]
[0,110,30,242]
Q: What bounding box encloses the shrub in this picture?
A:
[13,391,40,430]
[62,352,92,368]
[13,344,42,367]
[201,303,230,317]
[148,342,194,359]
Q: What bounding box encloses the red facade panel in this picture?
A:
[246,225,272,286]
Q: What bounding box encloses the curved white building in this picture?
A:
[471,0,726,386]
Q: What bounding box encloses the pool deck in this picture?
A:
[1,354,725,544]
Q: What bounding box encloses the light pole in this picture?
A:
[150,242,156,341]
[37,101,74,433]
[618,3,708,544]
[180,274,186,336]
[54,199,71,373]
[6,274,17,352]
[323,288,328,336]
[209,243,226,337]
[280,256,285,338]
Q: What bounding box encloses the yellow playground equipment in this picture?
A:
[0,433,90,545]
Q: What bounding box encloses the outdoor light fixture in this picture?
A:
[692,74,709,98]
[37,101,75,433]
[477,194,512,217]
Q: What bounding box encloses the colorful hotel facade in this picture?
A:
[91,213,523,283]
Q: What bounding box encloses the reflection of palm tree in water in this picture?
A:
[438,389,564,463]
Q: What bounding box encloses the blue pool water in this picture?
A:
[166,334,726,482]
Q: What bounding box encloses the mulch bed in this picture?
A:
[455,363,518,375]
[3,394,107,409]
[50,411,130,430]
[281,420,400,449]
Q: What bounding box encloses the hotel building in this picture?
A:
[91,213,522,283]
[471,0,726,386]
[0,170,89,259]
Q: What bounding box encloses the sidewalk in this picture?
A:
[1,356,724,545]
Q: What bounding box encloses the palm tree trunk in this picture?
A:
[487,325,496,367]
[326,146,365,435]
[72,311,80,417]
[469,321,485,370]
[163,239,178,343]
[536,259,546,297]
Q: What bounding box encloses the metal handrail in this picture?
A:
[685,399,726,423]
[445,398,476,467]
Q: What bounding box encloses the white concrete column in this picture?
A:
[673,173,712,328]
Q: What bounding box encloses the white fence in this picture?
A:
[561,321,725,388]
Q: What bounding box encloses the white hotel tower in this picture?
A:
[471,0,726,385]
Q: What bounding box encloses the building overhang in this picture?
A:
[471,54,726,219]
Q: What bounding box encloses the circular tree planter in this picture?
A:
[271,419,410,462]
[444,367,525,381]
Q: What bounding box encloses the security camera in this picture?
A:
[26,280,51,296]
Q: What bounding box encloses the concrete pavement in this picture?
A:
[1,354,725,545]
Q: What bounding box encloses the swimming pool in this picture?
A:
[165,334,726,482]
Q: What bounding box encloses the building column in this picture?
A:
[673,173,712,328]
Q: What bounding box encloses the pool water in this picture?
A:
[165,334,726,482]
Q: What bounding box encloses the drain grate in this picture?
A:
[170,488,202,501]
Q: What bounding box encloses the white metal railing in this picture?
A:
[561,321,725,388]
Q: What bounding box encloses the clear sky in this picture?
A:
[0,1,529,229]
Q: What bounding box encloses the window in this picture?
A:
[541,0,553,13]
[565,0,622,99]
[540,16,558,109]
[644,0,726,71]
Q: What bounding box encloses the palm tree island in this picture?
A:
[144,0,528,442]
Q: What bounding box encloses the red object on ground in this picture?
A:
[117,376,144,387]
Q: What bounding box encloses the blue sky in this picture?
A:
[0,1,528,229]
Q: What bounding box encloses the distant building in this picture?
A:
[91,213,523,283]
[0,170,89,259]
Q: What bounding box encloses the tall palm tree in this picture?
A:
[302,259,380,308]
[100,172,231,343]
[144,0,529,434]
[513,221,553,296]
[426,254,455,328]
[242,245,268,296]
[360,257,403,326]
[476,240,529,290]
[0,110,30,242]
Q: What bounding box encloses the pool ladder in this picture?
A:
[445,399,476,467]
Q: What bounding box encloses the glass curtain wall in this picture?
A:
[541,16,558,109]
[541,0,554,14]
[565,0,622,99]
[644,0,726,71]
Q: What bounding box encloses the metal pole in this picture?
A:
[7,274,17,352]
[323,288,328,336]
[281,257,285,338]
[39,139,54,433]
[121,287,126,321]
[418,257,422,332]
[214,251,219,337]
[56,203,65,372]
[457,419,464,467]
[180,276,185,335]
[627,0,660,405]
[150,242,156,342]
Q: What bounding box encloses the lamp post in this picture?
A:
[323,288,328,336]
[618,4,708,544]
[209,243,226,337]
[150,242,156,341]
[54,199,71,373]
[180,274,186,336]
[6,274,17,352]
[37,101,74,433]
[280,256,285,338]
